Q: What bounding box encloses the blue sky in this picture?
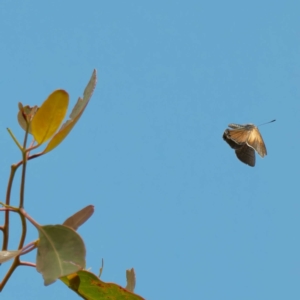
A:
[0,1,300,299]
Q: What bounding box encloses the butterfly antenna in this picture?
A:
[258,119,276,126]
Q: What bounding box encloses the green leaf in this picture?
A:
[36,225,86,286]
[31,90,69,145]
[63,205,94,231]
[43,69,97,154]
[60,270,145,300]
[0,250,22,263]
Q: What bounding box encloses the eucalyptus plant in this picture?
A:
[0,70,144,299]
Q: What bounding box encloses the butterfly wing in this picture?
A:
[223,131,243,150]
[228,123,247,129]
[223,123,268,166]
[246,127,267,157]
[235,144,255,167]
[223,127,251,145]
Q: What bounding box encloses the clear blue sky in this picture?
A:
[0,1,299,299]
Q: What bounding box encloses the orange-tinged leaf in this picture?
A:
[31,90,69,145]
[60,270,145,300]
[43,69,97,154]
[17,103,39,134]
[63,205,94,231]
[18,109,30,133]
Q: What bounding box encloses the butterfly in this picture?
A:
[223,122,273,167]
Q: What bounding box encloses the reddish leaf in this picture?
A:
[17,103,39,134]
[63,205,94,231]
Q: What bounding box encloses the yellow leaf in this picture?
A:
[43,69,97,154]
[31,90,69,145]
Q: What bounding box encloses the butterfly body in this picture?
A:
[223,122,268,167]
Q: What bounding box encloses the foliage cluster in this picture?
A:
[0,70,144,299]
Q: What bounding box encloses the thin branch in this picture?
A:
[0,261,18,291]
[19,208,40,228]
[1,126,31,290]
[6,128,22,151]
[2,165,18,251]
[27,151,43,161]
[0,207,18,212]
[20,241,36,255]
[17,211,27,251]
[0,212,35,290]
[19,128,29,209]
[19,261,36,268]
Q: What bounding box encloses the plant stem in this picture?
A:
[20,208,40,228]
[1,126,30,289]
[17,211,27,251]
[19,129,29,209]
[2,165,18,251]
[19,261,36,267]
[0,261,18,291]
[6,128,22,151]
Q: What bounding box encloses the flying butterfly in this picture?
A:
[223,120,275,167]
